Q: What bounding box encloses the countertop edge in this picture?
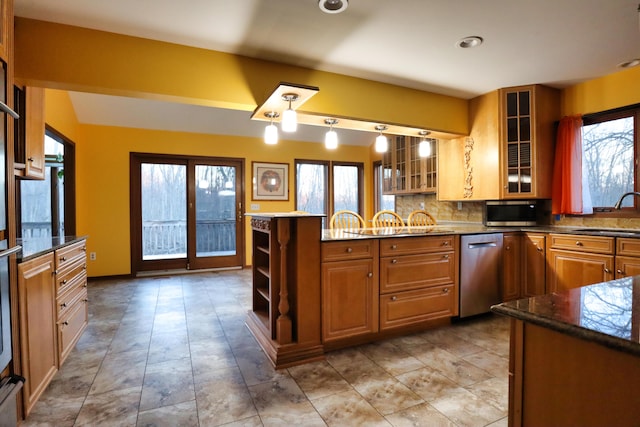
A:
[491,303,640,358]
[18,235,88,262]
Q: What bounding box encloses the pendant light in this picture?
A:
[375,125,388,153]
[281,93,299,133]
[324,119,338,149]
[264,112,279,145]
[418,130,432,157]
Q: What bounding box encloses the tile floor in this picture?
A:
[21,269,510,427]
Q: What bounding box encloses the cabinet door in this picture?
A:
[321,259,378,342]
[614,256,640,279]
[23,86,46,179]
[502,233,522,301]
[522,233,546,297]
[547,249,614,293]
[18,253,58,416]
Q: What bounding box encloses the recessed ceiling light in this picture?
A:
[319,0,348,14]
[618,58,640,68]
[456,36,483,49]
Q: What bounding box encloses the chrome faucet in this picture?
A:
[613,192,640,209]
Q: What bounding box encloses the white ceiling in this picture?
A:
[14,0,640,146]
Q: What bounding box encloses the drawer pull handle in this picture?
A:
[442,241,449,246]
[390,244,397,250]
[604,268,611,274]
[84,298,89,302]
[617,269,624,275]
[443,254,449,259]
[84,284,88,287]
[346,247,353,253]
[82,247,87,251]
[391,259,397,264]
[391,296,397,301]
[575,241,583,246]
[63,321,69,326]
[367,272,373,278]
[62,279,67,284]
[443,288,449,293]
[60,256,67,261]
[60,303,67,308]
[536,246,543,252]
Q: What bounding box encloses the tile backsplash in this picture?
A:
[395,194,484,223]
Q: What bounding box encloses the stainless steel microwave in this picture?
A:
[484,200,540,226]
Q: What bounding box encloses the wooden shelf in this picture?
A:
[256,245,270,255]
[256,287,270,302]
[257,266,270,279]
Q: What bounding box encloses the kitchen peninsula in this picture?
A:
[491,278,640,427]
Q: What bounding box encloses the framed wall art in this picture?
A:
[252,161,289,200]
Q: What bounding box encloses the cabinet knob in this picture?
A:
[443,254,449,259]
[367,272,373,278]
[391,259,398,264]
[442,241,449,246]
[604,268,611,274]
[391,296,397,301]
[536,246,543,252]
[505,246,510,251]
[346,247,353,253]
[27,157,34,162]
[60,302,67,308]
[575,241,583,246]
[617,269,624,275]
[391,244,397,250]
[62,279,67,284]
[84,298,89,302]
[82,247,87,251]
[443,288,449,293]
[63,321,69,326]
[60,256,67,261]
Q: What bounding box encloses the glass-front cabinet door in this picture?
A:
[503,87,533,196]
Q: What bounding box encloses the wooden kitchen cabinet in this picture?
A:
[502,233,522,301]
[546,234,614,293]
[499,84,559,199]
[247,214,324,368]
[522,233,546,297]
[378,235,458,330]
[321,240,379,342]
[383,135,437,194]
[14,85,45,179]
[615,237,640,278]
[17,252,58,416]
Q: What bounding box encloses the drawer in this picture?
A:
[549,234,614,254]
[616,238,640,257]
[57,285,87,319]
[380,235,455,256]
[380,252,455,294]
[57,297,88,365]
[322,240,378,262]
[56,258,87,296]
[380,285,456,331]
[55,240,87,272]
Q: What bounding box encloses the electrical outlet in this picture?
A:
[457,201,463,211]
[251,203,260,210]
[419,202,425,209]
[90,252,96,261]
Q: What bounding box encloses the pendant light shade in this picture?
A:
[375,125,388,153]
[418,131,432,157]
[281,93,299,133]
[324,118,338,149]
[264,112,279,145]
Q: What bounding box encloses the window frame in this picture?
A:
[581,103,640,216]
[373,160,395,212]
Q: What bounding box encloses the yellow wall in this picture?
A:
[45,89,372,277]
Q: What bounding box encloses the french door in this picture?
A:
[130,153,244,273]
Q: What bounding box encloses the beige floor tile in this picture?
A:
[395,366,462,402]
[353,376,424,415]
[139,357,195,411]
[429,387,506,427]
[136,400,199,427]
[384,402,457,427]
[74,386,141,427]
[287,360,352,400]
[311,389,392,427]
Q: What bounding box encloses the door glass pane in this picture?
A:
[141,163,186,260]
[195,165,236,257]
[333,164,359,212]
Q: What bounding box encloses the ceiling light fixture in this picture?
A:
[319,0,348,14]
[618,58,640,68]
[281,93,299,132]
[418,130,432,157]
[324,118,339,149]
[375,125,388,153]
[456,36,483,49]
[264,112,279,145]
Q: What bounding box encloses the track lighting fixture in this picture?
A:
[375,125,388,153]
[281,93,299,132]
[418,130,432,157]
[324,119,339,149]
[264,112,279,145]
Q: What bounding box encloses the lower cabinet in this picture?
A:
[502,233,522,301]
[17,252,58,416]
[547,234,614,293]
[522,233,546,297]
[321,240,379,343]
[17,239,88,417]
[615,237,640,278]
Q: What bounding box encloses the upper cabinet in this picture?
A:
[383,136,437,195]
[438,84,559,201]
[499,85,559,199]
[14,84,45,180]
[0,0,10,62]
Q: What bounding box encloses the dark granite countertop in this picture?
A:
[18,235,88,262]
[492,277,640,357]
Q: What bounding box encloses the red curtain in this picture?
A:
[552,115,587,215]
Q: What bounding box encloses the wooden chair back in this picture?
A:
[407,209,437,227]
[329,210,365,229]
[372,210,405,228]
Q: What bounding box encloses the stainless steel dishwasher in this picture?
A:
[459,233,503,318]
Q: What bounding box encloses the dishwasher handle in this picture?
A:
[467,242,498,249]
